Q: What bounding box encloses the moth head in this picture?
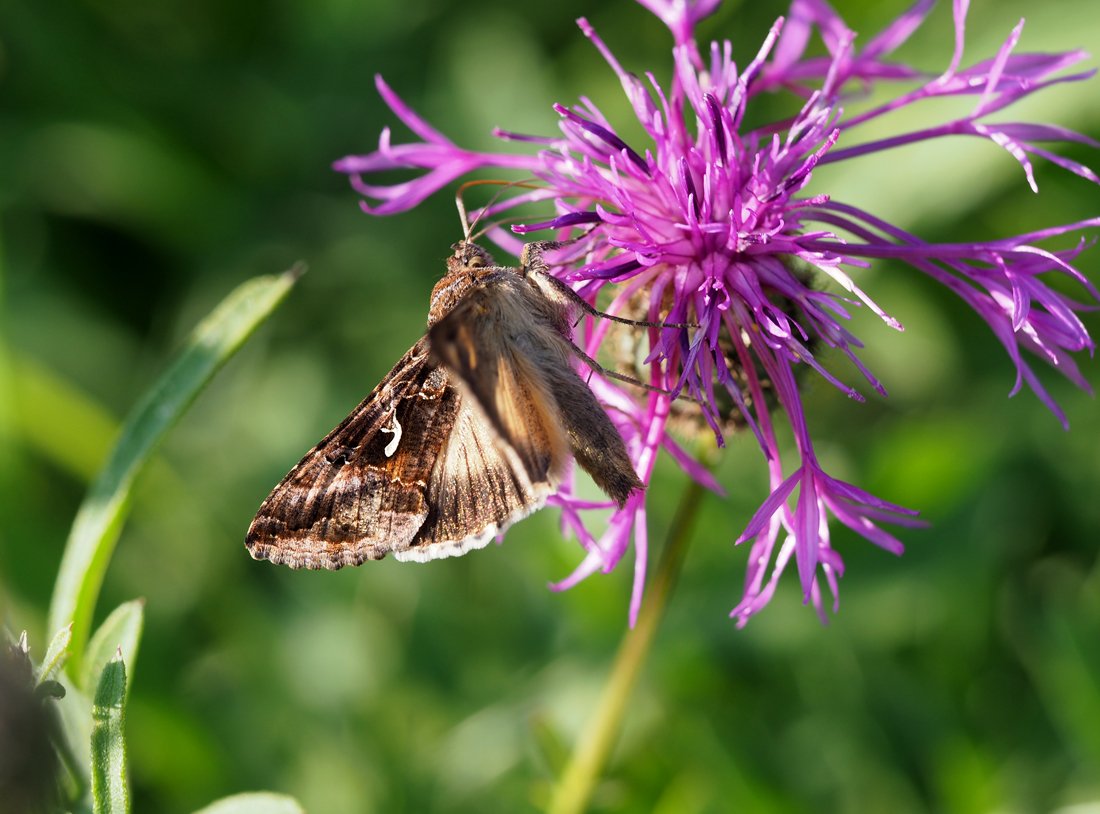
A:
[448,241,496,273]
[429,241,499,326]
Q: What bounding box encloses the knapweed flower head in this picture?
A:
[335,0,1099,625]
[0,633,64,812]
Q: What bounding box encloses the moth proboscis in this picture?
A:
[246,238,672,569]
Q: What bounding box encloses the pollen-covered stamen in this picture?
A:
[514,211,603,234]
[678,157,701,219]
[704,94,730,166]
[553,104,650,175]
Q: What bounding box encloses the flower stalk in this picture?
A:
[547,477,706,814]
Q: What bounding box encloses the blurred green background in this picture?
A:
[2,0,1099,811]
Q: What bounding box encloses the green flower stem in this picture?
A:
[547,477,706,814]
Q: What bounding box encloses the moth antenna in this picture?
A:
[469,215,527,245]
[454,186,474,243]
[471,213,597,247]
[455,178,544,243]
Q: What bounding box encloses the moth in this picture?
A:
[246,238,652,569]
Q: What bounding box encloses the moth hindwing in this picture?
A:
[245,240,642,569]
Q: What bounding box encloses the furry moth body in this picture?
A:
[245,240,643,569]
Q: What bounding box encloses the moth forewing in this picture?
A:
[428,258,643,508]
[519,254,645,506]
[246,238,644,571]
[392,394,554,562]
[245,341,442,569]
[427,274,572,483]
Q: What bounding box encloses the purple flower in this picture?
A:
[334,0,1099,625]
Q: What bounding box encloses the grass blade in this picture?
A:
[91,651,129,814]
[47,268,301,677]
[55,675,94,805]
[38,623,74,685]
[81,600,144,698]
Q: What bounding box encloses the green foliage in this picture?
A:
[47,272,300,677]
[91,654,129,814]
[0,272,302,812]
[82,601,144,703]
[38,623,73,687]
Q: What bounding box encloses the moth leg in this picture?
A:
[523,244,695,329]
[564,340,696,401]
[518,230,596,269]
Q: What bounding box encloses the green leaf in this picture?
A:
[38,623,74,686]
[55,675,94,798]
[91,652,129,814]
[47,268,301,677]
[191,792,307,814]
[81,600,144,697]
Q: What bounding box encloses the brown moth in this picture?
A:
[245,239,644,569]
